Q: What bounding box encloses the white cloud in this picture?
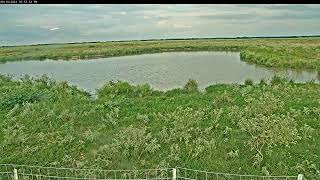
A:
[49,27,60,31]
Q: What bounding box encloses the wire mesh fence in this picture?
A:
[0,164,172,180]
[0,164,301,180]
[176,167,298,180]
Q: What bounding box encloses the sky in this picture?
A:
[1,4,320,46]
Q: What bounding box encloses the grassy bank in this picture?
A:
[1,75,319,178]
[1,38,320,69]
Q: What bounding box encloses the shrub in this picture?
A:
[154,107,216,160]
[96,126,160,167]
[97,81,153,99]
[243,92,284,117]
[0,89,44,109]
[184,79,198,92]
[239,93,301,165]
[244,79,253,86]
[239,114,300,153]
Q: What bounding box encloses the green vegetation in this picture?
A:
[1,75,319,178]
[0,38,319,69]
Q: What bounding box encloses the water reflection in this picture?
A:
[0,52,318,94]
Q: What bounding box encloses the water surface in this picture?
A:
[0,52,319,94]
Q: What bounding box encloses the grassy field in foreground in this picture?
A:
[0,75,319,179]
[0,38,320,69]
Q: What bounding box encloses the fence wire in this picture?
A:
[176,167,297,180]
[0,164,299,180]
[0,164,172,180]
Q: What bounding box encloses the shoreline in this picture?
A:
[1,38,319,70]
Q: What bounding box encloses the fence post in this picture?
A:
[297,174,303,180]
[13,168,18,180]
[172,168,176,180]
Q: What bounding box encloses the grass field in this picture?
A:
[0,38,320,69]
[0,75,319,178]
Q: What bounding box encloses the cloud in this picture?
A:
[1,4,320,46]
[49,27,60,31]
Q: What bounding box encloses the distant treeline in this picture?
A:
[138,35,320,41]
[2,35,320,48]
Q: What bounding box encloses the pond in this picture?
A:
[0,51,319,94]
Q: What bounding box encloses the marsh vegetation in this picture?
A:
[1,38,320,69]
[0,75,319,178]
[1,37,320,179]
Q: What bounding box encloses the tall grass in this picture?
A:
[0,75,319,178]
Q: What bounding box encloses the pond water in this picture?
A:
[0,51,319,94]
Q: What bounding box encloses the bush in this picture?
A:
[0,88,44,109]
[244,79,253,86]
[184,79,198,92]
[164,88,187,96]
[97,81,153,99]
[239,114,300,152]
[239,92,301,165]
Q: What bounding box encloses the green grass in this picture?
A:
[0,38,320,69]
[0,75,319,178]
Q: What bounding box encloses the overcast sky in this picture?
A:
[1,4,320,46]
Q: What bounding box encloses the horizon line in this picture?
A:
[2,35,320,48]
